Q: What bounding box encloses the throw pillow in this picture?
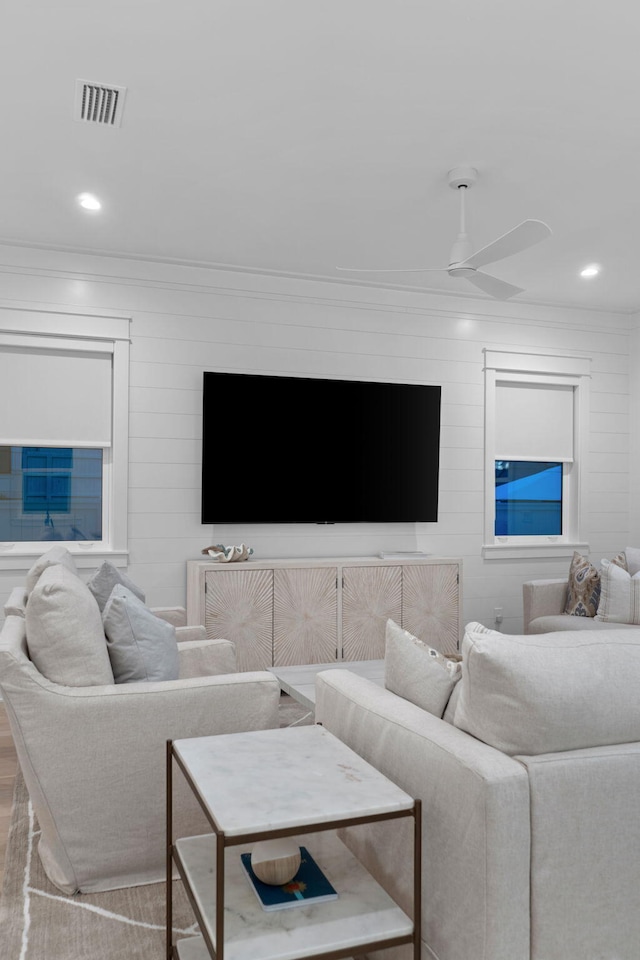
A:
[625,546,640,577]
[102,584,180,683]
[564,551,601,617]
[384,619,461,717]
[453,623,640,755]
[595,559,640,624]
[87,560,145,612]
[442,620,499,724]
[25,563,114,686]
[25,545,79,596]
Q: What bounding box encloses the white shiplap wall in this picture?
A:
[0,243,633,633]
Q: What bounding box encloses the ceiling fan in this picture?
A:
[336,165,552,300]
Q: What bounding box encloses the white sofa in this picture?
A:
[524,546,640,633]
[523,578,640,633]
[0,551,281,894]
[316,623,640,960]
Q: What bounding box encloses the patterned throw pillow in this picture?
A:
[564,552,601,617]
[564,551,628,617]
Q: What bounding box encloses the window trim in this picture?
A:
[482,349,591,560]
[0,305,131,569]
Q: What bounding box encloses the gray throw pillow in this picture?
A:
[87,560,145,612]
[384,618,461,717]
[102,585,179,683]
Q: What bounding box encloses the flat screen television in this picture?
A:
[201,372,441,523]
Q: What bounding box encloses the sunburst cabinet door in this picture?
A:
[402,563,460,655]
[204,569,273,671]
[273,567,338,666]
[341,565,402,661]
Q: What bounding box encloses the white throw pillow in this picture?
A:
[25,563,114,686]
[25,545,79,596]
[87,560,146,612]
[384,619,461,717]
[102,584,180,683]
[625,546,640,577]
[595,559,640,624]
[441,621,498,724]
[453,624,640,755]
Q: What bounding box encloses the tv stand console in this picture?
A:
[186,556,462,671]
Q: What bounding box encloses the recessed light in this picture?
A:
[580,263,600,278]
[77,193,102,211]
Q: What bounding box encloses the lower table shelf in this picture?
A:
[173,829,413,960]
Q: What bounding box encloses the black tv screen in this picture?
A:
[201,372,441,523]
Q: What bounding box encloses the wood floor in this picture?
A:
[0,702,19,890]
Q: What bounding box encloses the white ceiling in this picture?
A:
[3,0,639,313]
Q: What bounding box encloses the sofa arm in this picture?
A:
[3,586,27,618]
[176,624,207,643]
[178,636,237,678]
[150,605,187,627]
[316,669,530,960]
[523,578,568,632]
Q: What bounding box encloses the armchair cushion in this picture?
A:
[384,618,461,717]
[87,559,145,611]
[25,563,114,686]
[25,545,79,595]
[102,584,179,683]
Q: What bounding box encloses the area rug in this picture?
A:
[0,695,313,960]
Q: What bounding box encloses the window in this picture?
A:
[495,460,562,536]
[483,350,590,559]
[0,308,130,565]
[0,447,103,540]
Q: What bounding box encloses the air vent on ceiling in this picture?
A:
[73,80,127,127]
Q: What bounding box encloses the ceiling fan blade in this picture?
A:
[462,219,551,270]
[335,265,449,274]
[463,270,524,300]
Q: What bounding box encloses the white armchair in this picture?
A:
[0,613,280,894]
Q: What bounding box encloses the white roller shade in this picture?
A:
[495,382,574,461]
[0,347,112,446]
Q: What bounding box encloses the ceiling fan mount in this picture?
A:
[336,165,552,300]
[447,165,478,190]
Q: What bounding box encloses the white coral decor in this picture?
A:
[202,543,254,563]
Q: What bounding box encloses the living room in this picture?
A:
[1,3,640,959]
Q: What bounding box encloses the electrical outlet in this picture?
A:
[494,606,503,625]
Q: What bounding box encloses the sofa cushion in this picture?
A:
[453,625,640,755]
[25,564,114,686]
[384,618,461,717]
[102,585,180,683]
[595,560,640,625]
[87,560,145,612]
[25,545,79,596]
[527,613,635,634]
